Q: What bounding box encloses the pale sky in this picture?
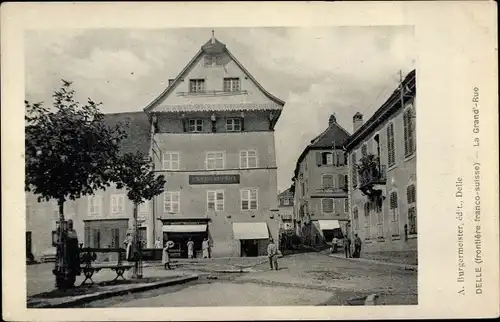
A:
[25,27,415,193]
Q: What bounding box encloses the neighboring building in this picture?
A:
[277,188,294,231]
[144,35,284,258]
[26,112,157,261]
[292,114,350,247]
[345,69,416,253]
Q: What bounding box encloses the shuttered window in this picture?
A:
[322,175,334,189]
[389,191,399,236]
[344,198,349,213]
[406,185,416,204]
[351,152,358,187]
[387,122,396,166]
[339,174,345,189]
[353,208,359,230]
[407,184,417,234]
[404,107,415,157]
[321,199,334,214]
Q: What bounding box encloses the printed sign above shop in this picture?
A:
[189,174,240,185]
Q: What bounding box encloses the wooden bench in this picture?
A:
[79,247,134,286]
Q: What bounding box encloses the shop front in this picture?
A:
[232,222,270,257]
[161,218,211,258]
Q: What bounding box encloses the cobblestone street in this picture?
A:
[74,252,417,307]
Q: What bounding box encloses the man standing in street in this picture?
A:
[344,235,352,258]
[353,234,362,258]
[267,238,278,270]
[187,238,195,259]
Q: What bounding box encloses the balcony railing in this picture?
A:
[359,164,387,188]
[176,90,249,97]
[313,187,348,196]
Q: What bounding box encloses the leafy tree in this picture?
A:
[113,152,166,277]
[25,80,127,213]
[25,80,128,287]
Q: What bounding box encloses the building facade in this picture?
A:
[292,115,350,247]
[277,188,294,231]
[346,69,416,253]
[26,112,157,261]
[145,36,284,258]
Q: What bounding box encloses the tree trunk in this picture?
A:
[132,203,142,279]
[55,198,67,289]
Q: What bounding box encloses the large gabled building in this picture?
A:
[143,35,285,258]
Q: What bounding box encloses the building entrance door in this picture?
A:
[241,239,259,257]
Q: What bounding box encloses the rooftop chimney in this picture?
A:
[353,112,363,132]
[328,114,337,126]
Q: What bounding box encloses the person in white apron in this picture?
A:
[187,238,194,259]
[202,238,209,259]
[124,233,133,261]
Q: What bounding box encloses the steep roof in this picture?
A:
[293,120,350,179]
[103,112,151,156]
[143,36,285,113]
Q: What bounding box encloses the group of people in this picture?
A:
[341,234,363,258]
[158,237,212,270]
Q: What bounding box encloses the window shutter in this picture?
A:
[316,152,322,166]
[339,174,345,188]
[337,152,344,166]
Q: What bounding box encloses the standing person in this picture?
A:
[344,235,352,258]
[354,234,362,258]
[65,220,81,287]
[154,237,162,249]
[187,238,195,259]
[124,233,133,261]
[202,238,209,259]
[267,238,278,270]
[331,236,339,253]
[162,242,171,270]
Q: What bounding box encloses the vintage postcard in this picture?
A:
[1,1,498,320]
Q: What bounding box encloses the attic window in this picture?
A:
[189,79,205,93]
[204,54,222,67]
[223,78,240,92]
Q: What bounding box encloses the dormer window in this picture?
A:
[223,78,240,92]
[226,118,242,132]
[189,79,205,93]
